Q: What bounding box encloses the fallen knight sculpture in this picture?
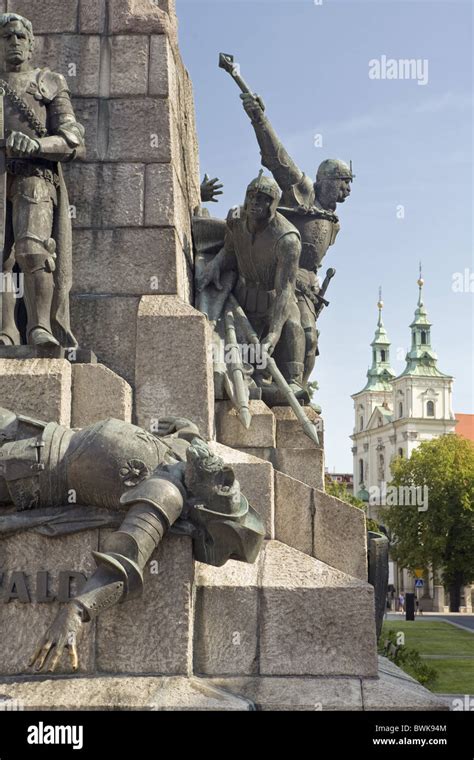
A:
[0,408,265,672]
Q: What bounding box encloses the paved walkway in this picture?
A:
[385,612,474,632]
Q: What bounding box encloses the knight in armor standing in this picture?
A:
[240,93,354,384]
[197,171,307,396]
[0,13,85,347]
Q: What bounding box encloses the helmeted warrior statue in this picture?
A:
[0,13,85,348]
[0,408,264,672]
[197,171,306,398]
[239,93,354,384]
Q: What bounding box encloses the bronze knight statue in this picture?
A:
[240,91,353,384]
[0,408,265,672]
[217,53,354,386]
[0,13,85,348]
[197,171,307,400]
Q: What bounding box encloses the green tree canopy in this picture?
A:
[383,434,474,606]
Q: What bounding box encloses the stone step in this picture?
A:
[274,470,367,580]
[0,659,447,711]
[193,540,378,678]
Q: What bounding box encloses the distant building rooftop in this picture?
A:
[455,413,474,442]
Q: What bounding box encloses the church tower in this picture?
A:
[351,291,396,496]
[391,270,456,459]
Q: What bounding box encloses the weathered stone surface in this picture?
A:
[108,0,171,35]
[71,296,140,386]
[79,0,107,33]
[209,442,274,539]
[110,35,149,96]
[64,163,144,228]
[71,228,183,296]
[0,359,71,425]
[170,103,200,213]
[71,98,100,161]
[0,531,97,676]
[149,35,177,100]
[194,560,259,676]
[313,489,367,581]
[144,163,193,249]
[97,534,193,675]
[362,657,448,711]
[33,35,101,97]
[274,471,313,556]
[273,406,323,449]
[216,401,276,449]
[209,676,363,711]
[7,0,78,33]
[260,542,378,677]
[71,363,132,427]
[0,675,251,711]
[273,446,325,490]
[106,98,171,163]
[135,296,214,439]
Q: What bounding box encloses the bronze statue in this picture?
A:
[197,171,306,401]
[0,13,85,348]
[0,407,264,672]
[218,54,354,385]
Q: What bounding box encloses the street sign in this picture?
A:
[414,579,424,588]
[414,569,423,578]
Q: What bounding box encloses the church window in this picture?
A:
[427,400,435,417]
[398,402,403,418]
[359,459,364,484]
[381,349,386,362]
[359,416,364,431]
[398,448,403,458]
[421,331,427,345]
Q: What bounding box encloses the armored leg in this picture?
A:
[10,176,59,347]
[298,296,318,384]
[72,477,185,622]
[0,243,21,346]
[273,301,306,385]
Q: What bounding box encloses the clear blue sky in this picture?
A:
[177,0,473,471]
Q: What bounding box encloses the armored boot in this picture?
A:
[285,360,307,396]
[0,278,21,346]
[23,270,59,347]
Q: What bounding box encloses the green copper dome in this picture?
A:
[397,276,451,379]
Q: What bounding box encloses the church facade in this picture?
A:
[349,277,471,612]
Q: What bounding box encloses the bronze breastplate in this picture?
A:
[233,221,278,289]
[1,71,48,139]
[280,210,339,272]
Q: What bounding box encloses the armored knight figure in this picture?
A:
[0,408,264,672]
[0,13,85,347]
[197,171,306,397]
[240,92,354,384]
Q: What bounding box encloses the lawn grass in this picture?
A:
[428,660,474,693]
[382,621,474,656]
[381,621,474,693]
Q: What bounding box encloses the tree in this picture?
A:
[382,435,474,611]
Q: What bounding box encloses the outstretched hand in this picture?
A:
[156,417,200,437]
[200,174,224,203]
[29,601,84,673]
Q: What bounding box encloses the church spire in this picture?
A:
[399,268,449,378]
[360,289,396,391]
